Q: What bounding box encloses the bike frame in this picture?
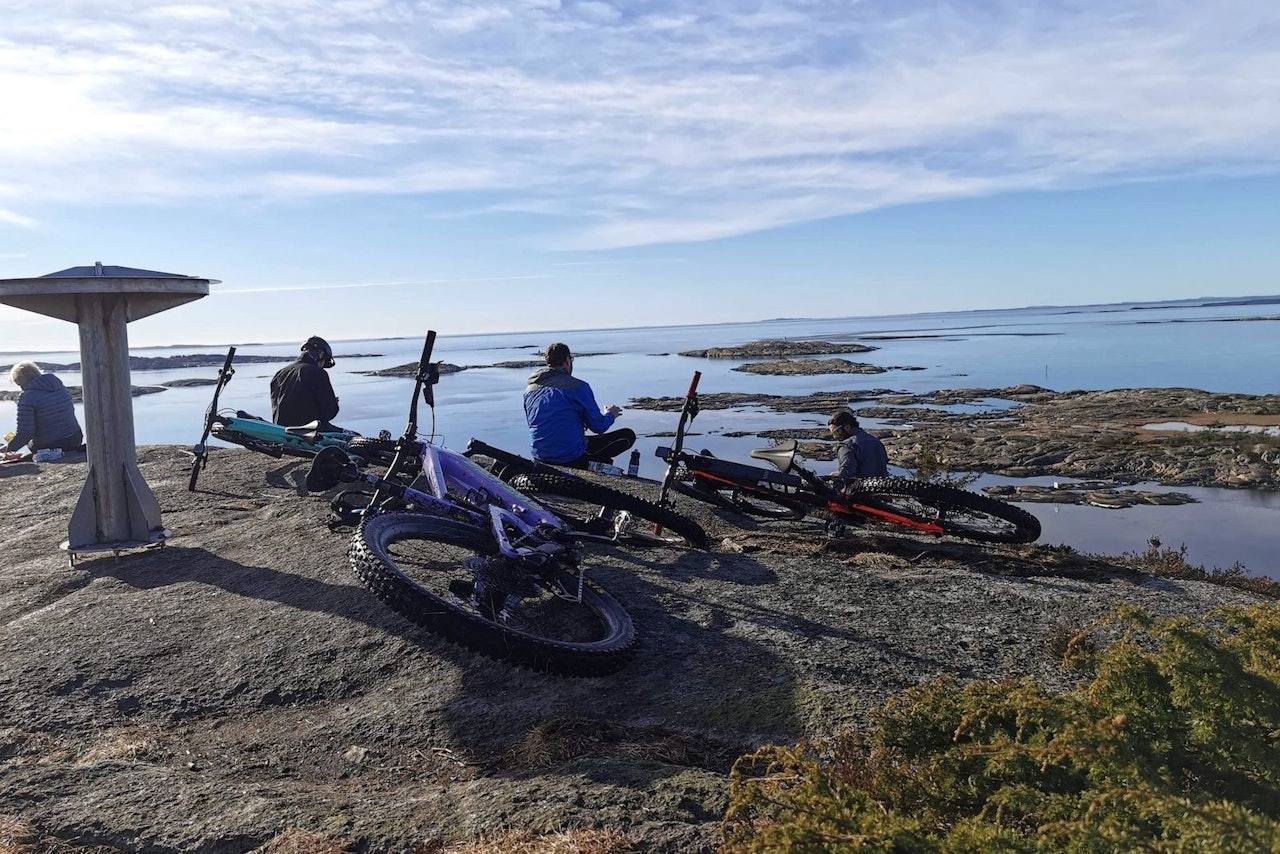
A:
[189,345,366,490]
[212,411,355,458]
[308,330,588,580]
[318,443,577,564]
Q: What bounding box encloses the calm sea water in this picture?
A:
[4,299,1279,576]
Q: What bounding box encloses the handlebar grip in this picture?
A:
[420,330,436,364]
[687,371,701,396]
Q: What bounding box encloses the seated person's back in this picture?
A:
[524,343,634,467]
[271,336,341,428]
[3,361,83,453]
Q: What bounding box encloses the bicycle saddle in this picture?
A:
[750,438,798,473]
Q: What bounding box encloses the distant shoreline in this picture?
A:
[3,292,1278,357]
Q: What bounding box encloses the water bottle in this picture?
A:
[626,450,640,478]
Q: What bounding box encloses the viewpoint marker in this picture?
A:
[0,263,217,557]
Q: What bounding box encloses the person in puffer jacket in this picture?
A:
[4,361,84,453]
[523,343,635,467]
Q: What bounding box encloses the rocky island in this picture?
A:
[631,384,1280,492]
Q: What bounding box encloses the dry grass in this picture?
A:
[252,827,352,853]
[1121,536,1280,599]
[0,815,38,854]
[75,732,155,766]
[1045,617,1099,668]
[445,829,636,854]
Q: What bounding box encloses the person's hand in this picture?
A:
[605,405,622,417]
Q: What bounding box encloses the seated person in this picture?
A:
[524,342,635,468]
[3,361,84,453]
[828,410,889,479]
[270,336,342,430]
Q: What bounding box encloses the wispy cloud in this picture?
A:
[0,209,38,229]
[1,0,1277,247]
[220,273,560,294]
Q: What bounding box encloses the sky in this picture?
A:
[0,0,1278,352]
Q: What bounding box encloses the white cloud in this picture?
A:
[0,209,38,229]
[0,0,1277,247]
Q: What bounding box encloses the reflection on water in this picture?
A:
[984,475,1280,581]
[1144,421,1280,436]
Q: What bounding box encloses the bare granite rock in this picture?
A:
[678,340,877,358]
[0,447,1270,852]
[731,358,924,376]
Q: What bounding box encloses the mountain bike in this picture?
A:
[304,331,699,675]
[187,346,400,490]
[655,372,1041,545]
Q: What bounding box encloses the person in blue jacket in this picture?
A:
[3,361,84,453]
[828,409,889,479]
[524,343,635,467]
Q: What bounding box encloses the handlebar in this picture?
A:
[686,370,701,398]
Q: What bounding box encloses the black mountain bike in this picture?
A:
[656,372,1041,545]
[462,439,709,550]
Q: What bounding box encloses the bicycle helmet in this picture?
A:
[301,335,335,368]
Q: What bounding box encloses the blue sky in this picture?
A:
[1,0,1277,352]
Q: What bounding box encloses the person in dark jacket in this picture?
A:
[828,409,889,479]
[523,342,635,467]
[3,361,84,453]
[270,336,342,429]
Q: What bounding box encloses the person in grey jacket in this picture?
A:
[828,409,888,479]
[3,361,84,453]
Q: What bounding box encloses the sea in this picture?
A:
[4,297,1279,578]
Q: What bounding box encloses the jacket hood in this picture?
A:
[24,373,67,393]
[526,366,570,387]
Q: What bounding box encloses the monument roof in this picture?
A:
[42,263,200,279]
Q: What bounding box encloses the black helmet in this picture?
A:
[301,335,335,368]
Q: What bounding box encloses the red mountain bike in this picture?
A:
[655,372,1041,545]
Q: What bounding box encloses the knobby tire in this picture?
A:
[508,472,709,550]
[349,513,636,675]
[843,476,1041,544]
[347,436,421,473]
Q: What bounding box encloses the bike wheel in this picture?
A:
[350,513,636,675]
[508,473,709,550]
[669,476,807,520]
[211,427,287,459]
[847,477,1041,544]
[346,436,422,474]
[347,436,396,466]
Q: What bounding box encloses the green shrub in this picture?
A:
[723,603,1280,852]
[913,436,979,488]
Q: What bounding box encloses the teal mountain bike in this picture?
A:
[187,346,400,491]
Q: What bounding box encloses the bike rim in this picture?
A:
[383,531,624,648]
